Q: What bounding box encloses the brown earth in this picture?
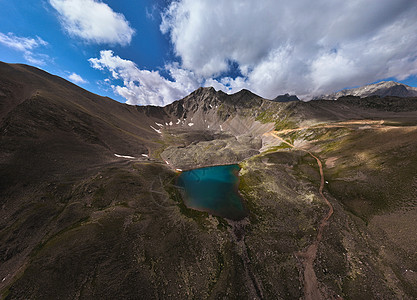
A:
[1,62,417,299]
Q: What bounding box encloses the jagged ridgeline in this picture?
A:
[1,61,417,299]
[317,80,417,100]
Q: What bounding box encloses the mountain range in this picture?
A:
[318,80,417,100]
[1,62,417,299]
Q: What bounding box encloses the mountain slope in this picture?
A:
[319,81,417,100]
[1,62,417,299]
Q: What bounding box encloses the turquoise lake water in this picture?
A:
[177,164,247,220]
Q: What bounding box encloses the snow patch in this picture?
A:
[155,122,164,127]
[220,125,223,131]
[150,125,161,134]
[176,119,181,124]
[169,121,173,126]
[176,168,183,172]
[188,123,194,127]
[141,154,149,158]
[114,154,136,159]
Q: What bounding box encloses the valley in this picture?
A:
[1,62,417,299]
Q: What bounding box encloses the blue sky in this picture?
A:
[0,0,172,103]
[1,0,417,105]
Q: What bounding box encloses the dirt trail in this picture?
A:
[265,120,391,299]
[270,131,334,300]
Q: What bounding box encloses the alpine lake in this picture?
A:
[176,164,247,220]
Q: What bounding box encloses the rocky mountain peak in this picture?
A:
[272,93,299,102]
[319,80,417,100]
[193,86,216,95]
[234,88,253,96]
[182,86,218,104]
[376,80,399,87]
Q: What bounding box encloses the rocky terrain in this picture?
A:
[318,81,417,100]
[1,62,417,299]
[271,93,300,102]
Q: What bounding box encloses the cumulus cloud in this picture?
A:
[0,32,49,65]
[161,0,417,98]
[89,50,199,106]
[68,72,88,84]
[49,0,135,45]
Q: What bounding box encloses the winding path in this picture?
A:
[270,131,334,300]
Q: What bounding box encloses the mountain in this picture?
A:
[271,93,299,102]
[319,80,417,100]
[1,62,417,299]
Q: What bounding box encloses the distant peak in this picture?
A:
[272,93,299,102]
[318,80,417,100]
[375,81,400,87]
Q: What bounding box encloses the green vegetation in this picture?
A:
[238,165,270,225]
[255,110,297,130]
[274,116,297,131]
[261,144,293,154]
[152,140,168,160]
[255,110,275,123]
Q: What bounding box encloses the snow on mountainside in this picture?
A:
[318,81,417,100]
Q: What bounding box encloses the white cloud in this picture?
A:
[49,0,135,46]
[68,72,88,84]
[161,0,417,98]
[0,32,49,65]
[89,50,199,106]
[0,32,47,51]
[24,53,51,66]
